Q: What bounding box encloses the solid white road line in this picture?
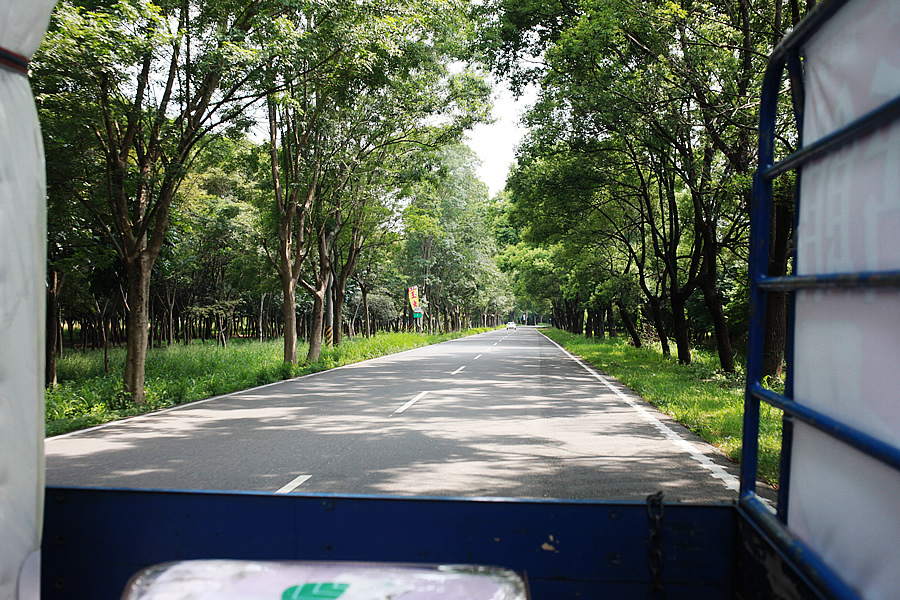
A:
[451,365,466,375]
[276,474,311,494]
[392,391,429,416]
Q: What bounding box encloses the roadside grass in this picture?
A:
[46,328,490,438]
[541,328,782,486]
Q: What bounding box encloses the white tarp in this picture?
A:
[0,1,58,599]
[791,0,900,598]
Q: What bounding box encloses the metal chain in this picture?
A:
[647,491,665,599]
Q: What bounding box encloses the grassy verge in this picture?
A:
[541,328,782,486]
[46,328,490,438]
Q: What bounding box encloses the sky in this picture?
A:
[466,82,538,198]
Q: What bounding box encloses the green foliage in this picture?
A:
[541,328,782,486]
[398,143,514,325]
[495,243,555,315]
[477,0,811,369]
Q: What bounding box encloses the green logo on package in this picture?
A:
[282,583,349,599]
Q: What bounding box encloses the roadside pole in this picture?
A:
[325,271,333,346]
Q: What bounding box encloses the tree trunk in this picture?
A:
[149,302,155,351]
[762,292,787,379]
[332,284,344,346]
[123,257,153,404]
[762,189,793,379]
[166,288,176,345]
[699,251,735,372]
[325,271,334,347]
[647,297,670,357]
[93,299,111,373]
[306,285,327,363]
[304,229,335,363]
[670,293,692,365]
[617,301,642,348]
[362,287,371,338]
[102,315,110,373]
[571,298,584,334]
[258,293,266,342]
[593,308,605,339]
[699,274,734,372]
[281,279,298,364]
[606,303,617,337]
[45,270,62,388]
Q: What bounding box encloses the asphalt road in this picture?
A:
[45,327,764,503]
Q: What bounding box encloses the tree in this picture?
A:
[496,243,559,327]
[42,112,114,385]
[262,0,490,362]
[351,230,402,337]
[331,178,400,345]
[34,0,283,403]
[398,144,506,332]
[479,0,802,371]
[165,139,263,347]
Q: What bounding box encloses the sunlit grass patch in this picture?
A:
[541,328,782,486]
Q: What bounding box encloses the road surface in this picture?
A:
[46,327,764,503]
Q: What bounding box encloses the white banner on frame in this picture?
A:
[790,0,900,598]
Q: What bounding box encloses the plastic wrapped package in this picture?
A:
[120,560,529,600]
[0,1,58,599]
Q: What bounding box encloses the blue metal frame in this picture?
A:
[42,487,736,600]
[743,0,900,597]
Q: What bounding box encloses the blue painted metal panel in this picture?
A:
[42,487,735,600]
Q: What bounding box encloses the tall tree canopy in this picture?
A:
[34,0,301,402]
[258,0,491,364]
[479,0,811,373]
[34,0,500,400]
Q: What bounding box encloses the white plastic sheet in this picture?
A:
[120,560,529,600]
[790,0,900,598]
[0,1,58,599]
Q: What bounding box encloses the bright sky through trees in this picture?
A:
[467,80,537,197]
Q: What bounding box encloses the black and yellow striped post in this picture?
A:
[325,271,333,346]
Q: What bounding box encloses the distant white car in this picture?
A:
[506,322,517,330]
